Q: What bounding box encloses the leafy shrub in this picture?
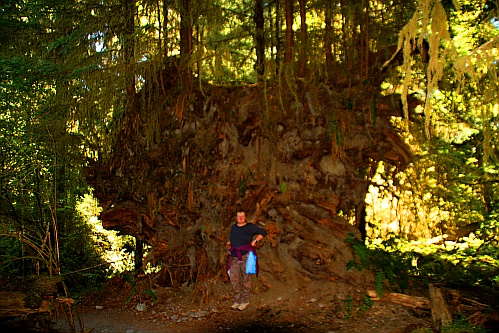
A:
[345,233,411,294]
[345,231,499,297]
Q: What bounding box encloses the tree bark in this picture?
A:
[124,0,136,97]
[254,0,265,80]
[179,0,192,57]
[356,203,367,241]
[284,0,293,64]
[179,0,193,94]
[123,0,137,130]
[274,0,281,74]
[298,0,307,77]
[324,2,333,72]
[135,238,144,273]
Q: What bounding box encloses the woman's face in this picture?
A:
[237,212,246,223]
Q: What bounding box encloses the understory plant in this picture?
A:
[345,233,411,296]
[346,232,499,293]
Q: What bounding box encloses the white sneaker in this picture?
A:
[237,302,249,311]
[230,302,240,309]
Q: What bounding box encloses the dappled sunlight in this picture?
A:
[76,193,137,274]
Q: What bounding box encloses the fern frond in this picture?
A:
[375,271,385,298]
[347,260,362,272]
[353,243,370,269]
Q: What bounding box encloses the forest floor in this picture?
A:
[2,273,498,333]
[52,275,437,333]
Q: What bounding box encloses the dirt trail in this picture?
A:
[55,279,433,333]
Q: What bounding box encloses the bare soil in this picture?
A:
[56,276,434,333]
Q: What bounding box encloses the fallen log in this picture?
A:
[0,276,75,333]
[0,291,51,318]
[366,289,430,309]
[428,283,452,328]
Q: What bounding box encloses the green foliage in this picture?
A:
[327,111,342,146]
[346,231,499,331]
[0,53,111,285]
[361,293,374,311]
[280,182,287,194]
[375,271,385,298]
[408,328,433,333]
[345,234,369,269]
[119,273,157,303]
[341,293,375,320]
[238,169,252,197]
[441,314,487,333]
[409,241,499,289]
[58,211,108,292]
[3,0,499,310]
[345,233,410,294]
[143,289,158,303]
[0,53,90,277]
[344,295,353,320]
[121,272,137,303]
[121,272,136,288]
[362,233,499,294]
[201,225,206,241]
[493,275,499,289]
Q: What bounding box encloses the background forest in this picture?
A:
[1,0,499,331]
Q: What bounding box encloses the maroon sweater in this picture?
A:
[226,243,260,277]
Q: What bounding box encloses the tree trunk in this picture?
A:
[324,2,333,73]
[179,0,192,57]
[254,0,265,80]
[124,0,136,99]
[340,0,362,84]
[274,0,281,74]
[123,0,137,133]
[284,0,293,64]
[179,0,193,95]
[135,238,144,273]
[359,0,369,81]
[161,0,170,58]
[298,0,307,77]
[357,203,367,241]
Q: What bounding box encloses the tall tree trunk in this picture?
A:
[324,1,333,76]
[161,0,170,59]
[284,0,293,64]
[359,0,369,82]
[179,0,193,89]
[180,0,192,58]
[254,0,265,80]
[123,0,136,118]
[356,203,367,241]
[135,238,144,273]
[298,0,307,77]
[340,0,361,84]
[274,0,281,75]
